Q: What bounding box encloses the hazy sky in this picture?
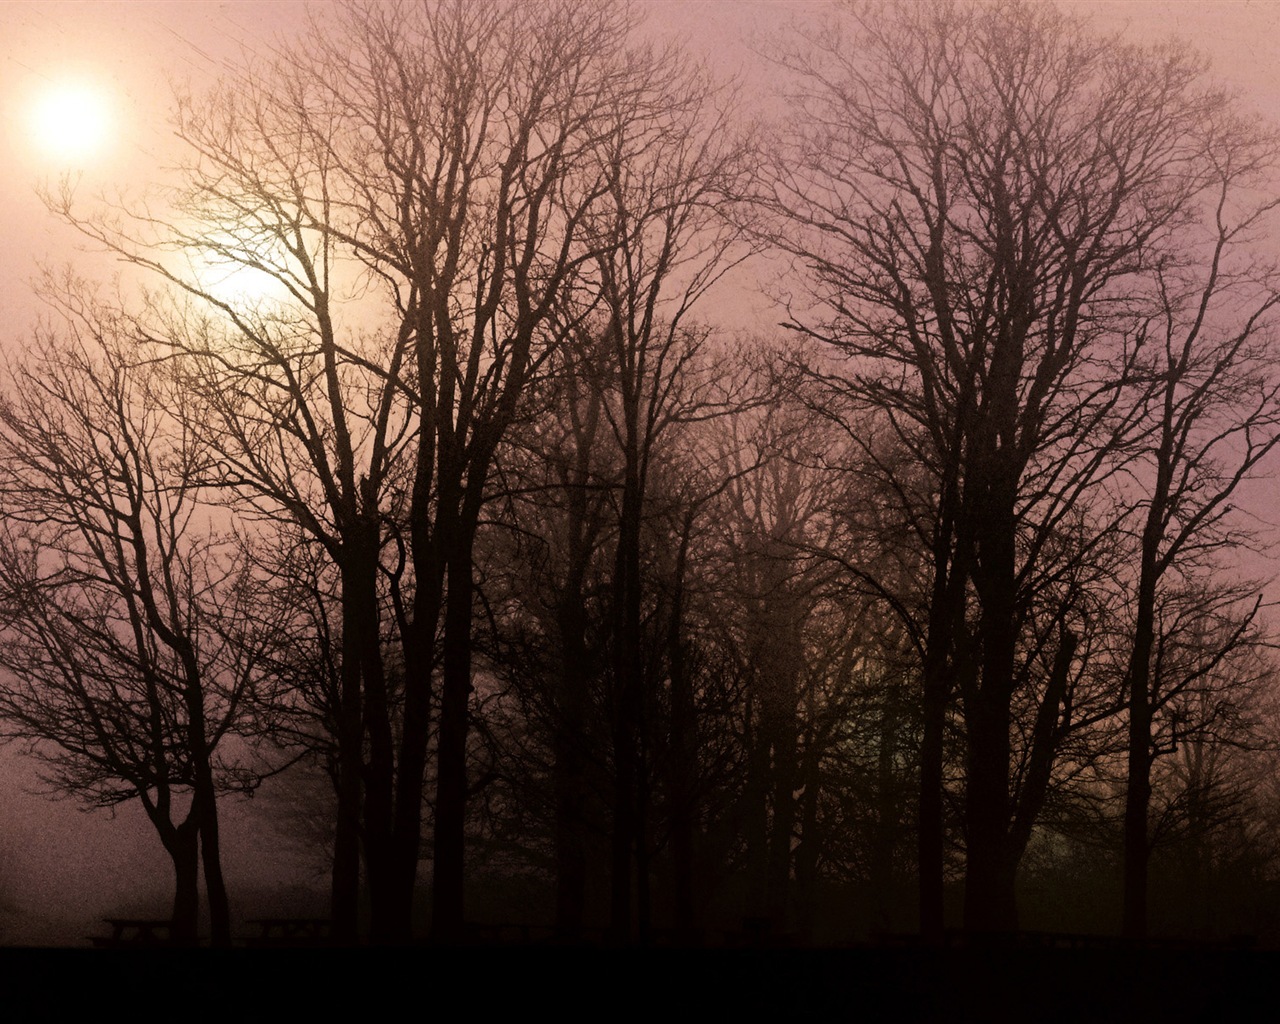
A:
[3,0,1280,946]
[5,0,1280,332]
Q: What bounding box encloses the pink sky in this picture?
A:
[2,0,1280,944]
[5,1,1280,327]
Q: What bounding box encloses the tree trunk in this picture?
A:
[180,644,232,948]
[553,588,589,939]
[766,669,798,934]
[962,692,1018,933]
[1119,417,1173,942]
[331,569,365,944]
[609,707,636,941]
[197,791,232,947]
[390,647,434,944]
[918,663,947,940]
[635,724,652,945]
[552,369,603,941]
[331,759,362,943]
[793,720,822,943]
[336,526,406,945]
[871,694,900,932]
[609,458,644,942]
[188,739,230,946]
[667,526,697,938]
[167,821,201,946]
[918,507,965,942]
[431,535,476,942]
[553,704,588,939]
[963,438,1020,934]
[1123,561,1160,940]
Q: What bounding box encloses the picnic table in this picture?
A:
[89,918,176,947]
[243,917,333,946]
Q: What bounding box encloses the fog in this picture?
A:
[3,0,1280,958]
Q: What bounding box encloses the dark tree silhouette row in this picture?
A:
[1,0,1279,948]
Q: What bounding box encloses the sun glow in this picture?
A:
[28,80,113,162]
[187,243,296,310]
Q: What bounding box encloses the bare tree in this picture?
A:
[0,289,275,946]
[713,406,840,936]
[480,330,618,939]
[762,0,1251,933]
[469,32,752,942]
[1125,571,1278,936]
[321,1,644,943]
[580,46,752,941]
[1115,119,1280,937]
[51,0,666,944]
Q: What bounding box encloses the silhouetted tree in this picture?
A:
[1126,576,1277,936]
[714,406,840,936]
[0,290,278,946]
[1115,119,1280,936]
[470,332,619,938]
[763,0,1254,933]
[575,49,751,940]
[53,0,651,944]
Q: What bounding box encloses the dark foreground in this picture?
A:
[1,946,1271,1022]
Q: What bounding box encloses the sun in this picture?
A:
[28,80,113,163]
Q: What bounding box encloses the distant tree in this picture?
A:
[1126,576,1278,936]
[0,290,278,946]
[571,43,752,941]
[712,406,840,935]
[1143,658,1280,939]
[478,330,618,939]
[472,35,753,942]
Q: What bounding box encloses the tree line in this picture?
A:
[2,0,1280,947]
